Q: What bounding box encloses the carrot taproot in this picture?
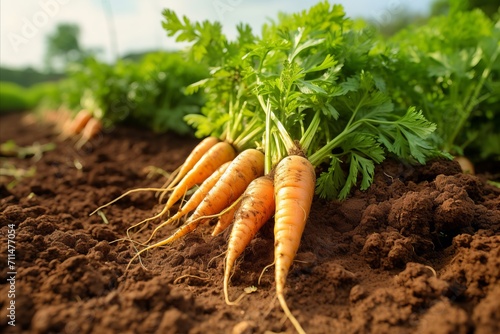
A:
[223,175,275,305]
[89,186,168,218]
[158,136,220,202]
[211,199,241,237]
[127,148,265,269]
[75,117,103,149]
[455,156,475,175]
[158,141,236,216]
[90,142,233,233]
[59,109,93,140]
[145,161,231,243]
[273,155,315,334]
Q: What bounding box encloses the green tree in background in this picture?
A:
[431,0,499,17]
[374,0,499,37]
[44,23,92,72]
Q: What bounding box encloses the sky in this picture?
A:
[0,0,432,70]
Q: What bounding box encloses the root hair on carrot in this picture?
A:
[208,250,227,268]
[277,293,306,334]
[258,262,275,285]
[173,271,210,284]
[89,187,168,216]
[108,236,149,247]
[126,210,232,271]
[143,165,173,180]
[125,219,153,241]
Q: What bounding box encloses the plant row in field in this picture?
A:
[40,51,209,147]
[46,3,499,168]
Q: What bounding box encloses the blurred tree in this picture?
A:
[0,66,63,87]
[44,23,92,73]
[431,0,499,18]
[372,0,499,38]
[470,0,500,17]
[430,0,449,16]
[376,9,427,37]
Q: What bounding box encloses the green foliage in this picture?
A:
[51,51,208,135]
[385,9,500,161]
[0,67,63,88]
[0,82,31,112]
[431,0,500,19]
[163,1,447,199]
[163,9,263,147]
[0,81,58,113]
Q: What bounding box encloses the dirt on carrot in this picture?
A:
[1,112,499,334]
[224,175,275,305]
[162,141,236,212]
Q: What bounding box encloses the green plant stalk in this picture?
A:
[232,117,264,151]
[308,124,361,166]
[299,111,321,151]
[258,94,295,158]
[445,43,500,153]
[264,98,273,175]
[308,89,369,166]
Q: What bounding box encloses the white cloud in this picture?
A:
[0,0,105,69]
[0,0,431,70]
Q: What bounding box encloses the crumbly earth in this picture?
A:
[1,112,499,334]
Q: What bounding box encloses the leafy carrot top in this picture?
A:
[162,1,452,199]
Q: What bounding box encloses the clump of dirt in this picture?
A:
[0,112,499,333]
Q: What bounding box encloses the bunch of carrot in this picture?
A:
[115,135,314,334]
[91,109,316,333]
[51,108,103,149]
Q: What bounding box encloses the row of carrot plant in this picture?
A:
[89,2,499,333]
[40,51,208,148]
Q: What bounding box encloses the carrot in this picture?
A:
[89,142,232,233]
[75,117,103,149]
[59,109,92,140]
[455,156,475,175]
[273,155,315,334]
[145,161,231,243]
[127,148,265,269]
[158,136,219,202]
[211,199,241,237]
[158,141,236,217]
[223,175,275,305]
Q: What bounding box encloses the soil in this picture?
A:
[0,112,499,334]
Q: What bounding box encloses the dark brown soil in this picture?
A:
[1,112,499,334]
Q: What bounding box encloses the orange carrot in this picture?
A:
[223,175,275,305]
[211,199,241,237]
[146,161,231,242]
[127,149,265,269]
[90,142,233,229]
[59,109,92,140]
[158,136,219,202]
[75,117,102,149]
[159,141,236,216]
[273,155,315,334]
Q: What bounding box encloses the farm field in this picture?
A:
[2,2,500,333]
[0,111,499,334]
